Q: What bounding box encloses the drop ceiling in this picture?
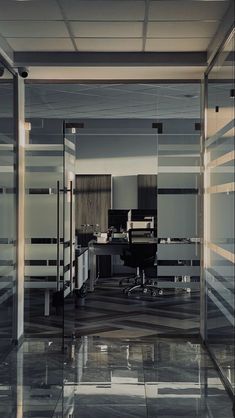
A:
[0,0,230,53]
[0,0,232,81]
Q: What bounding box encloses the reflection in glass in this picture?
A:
[2,337,232,418]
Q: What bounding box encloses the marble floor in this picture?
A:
[0,336,234,418]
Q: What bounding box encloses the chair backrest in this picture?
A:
[128,228,157,245]
[124,228,157,267]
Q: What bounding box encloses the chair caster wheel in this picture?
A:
[159,290,164,295]
[143,288,148,294]
[123,288,127,294]
[151,291,157,297]
[127,291,131,297]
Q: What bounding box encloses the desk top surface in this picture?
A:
[89,238,157,246]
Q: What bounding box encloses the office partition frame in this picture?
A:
[0,55,22,353]
[201,26,235,403]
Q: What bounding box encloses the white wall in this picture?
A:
[75,119,158,208]
[75,131,158,176]
[113,176,138,209]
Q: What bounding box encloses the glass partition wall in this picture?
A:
[25,83,201,343]
[0,64,16,357]
[157,115,201,299]
[203,29,235,398]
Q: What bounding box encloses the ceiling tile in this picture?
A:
[145,38,210,52]
[70,21,143,38]
[62,0,145,21]
[149,1,229,21]
[0,0,62,20]
[75,38,143,51]
[147,21,219,38]
[0,21,69,38]
[7,38,75,52]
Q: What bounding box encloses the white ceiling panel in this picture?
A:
[0,21,69,38]
[62,0,145,21]
[145,38,210,52]
[70,21,143,38]
[7,38,75,52]
[75,38,142,51]
[149,1,229,21]
[147,21,219,38]
[0,0,62,20]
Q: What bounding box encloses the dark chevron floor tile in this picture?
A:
[71,277,200,339]
[24,276,201,339]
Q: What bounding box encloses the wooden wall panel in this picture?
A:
[75,175,112,277]
[75,174,112,232]
[138,175,157,209]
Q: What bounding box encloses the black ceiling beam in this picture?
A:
[14,51,207,67]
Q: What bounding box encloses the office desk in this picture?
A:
[88,239,200,293]
[88,240,127,291]
[88,239,157,291]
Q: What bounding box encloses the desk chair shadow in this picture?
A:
[120,229,163,297]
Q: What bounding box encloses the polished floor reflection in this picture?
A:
[0,337,234,417]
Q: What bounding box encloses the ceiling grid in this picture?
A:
[0,0,232,79]
[0,0,230,53]
[142,0,150,52]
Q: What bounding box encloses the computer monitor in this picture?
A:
[108,209,129,231]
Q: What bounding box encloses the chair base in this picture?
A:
[123,270,163,297]
[124,283,162,296]
[119,267,141,287]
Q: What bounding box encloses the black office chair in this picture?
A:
[121,229,163,296]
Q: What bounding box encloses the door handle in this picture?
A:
[56,180,60,291]
[70,180,73,292]
[195,174,198,257]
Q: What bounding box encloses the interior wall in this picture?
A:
[113,176,138,209]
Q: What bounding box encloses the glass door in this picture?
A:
[24,118,77,345]
[24,119,64,341]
